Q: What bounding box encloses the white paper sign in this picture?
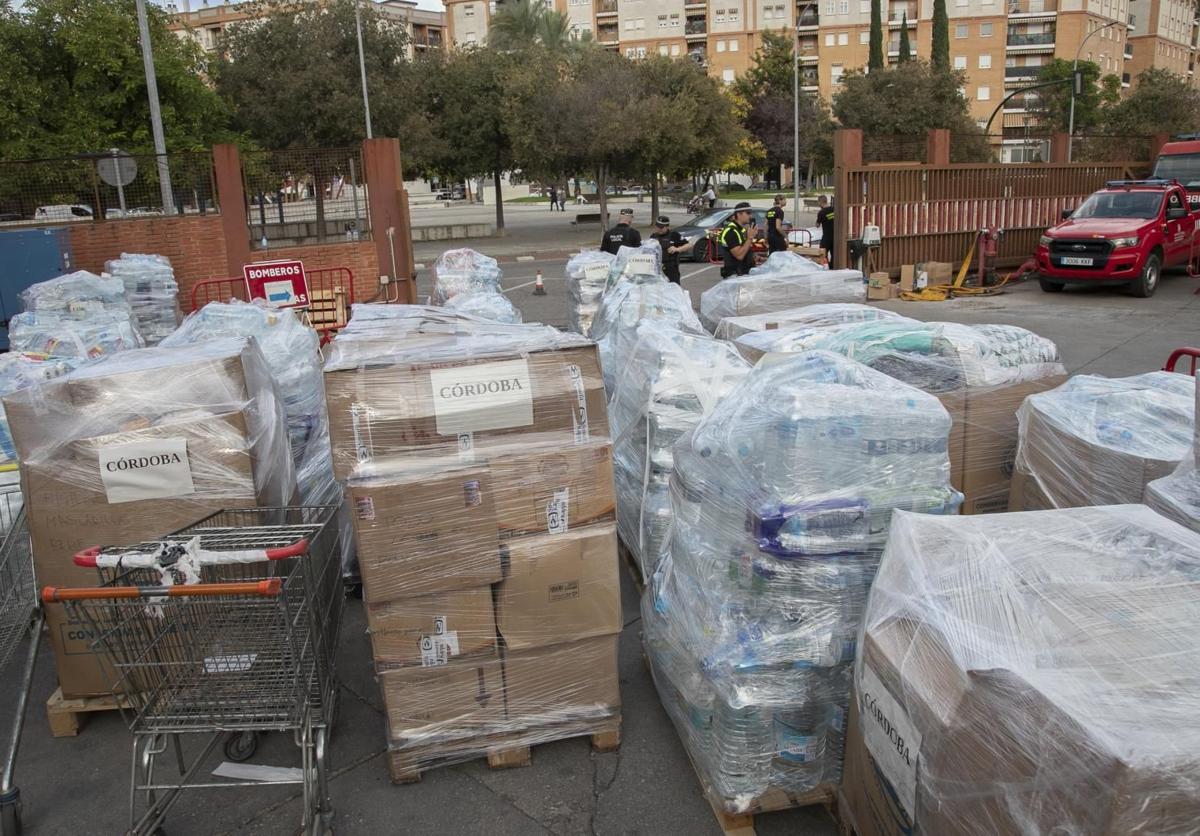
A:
[582,263,609,285]
[625,254,657,275]
[859,665,923,820]
[99,438,195,504]
[429,359,534,436]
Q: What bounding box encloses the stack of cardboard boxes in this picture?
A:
[322,309,622,780]
[3,339,295,696]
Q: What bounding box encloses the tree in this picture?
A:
[216,0,430,164]
[931,0,950,73]
[1101,68,1200,137]
[898,14,912,62]
[0,0,233,161]
[1027,58,1119,133]
[868,0,885,71]
[489,0,577,52]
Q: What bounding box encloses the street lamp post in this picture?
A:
[793,29,800,232]
[355,0,374,139]
[1067,19,1121,162]
[134,0,174,214]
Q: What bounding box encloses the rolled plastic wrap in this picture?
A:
[588,280,706,393]
[442,290,523,324]
[643,350,961,813]
[565,250,615,335]
[105,253,181,346]
[699,253,865,331]
[847,504,1200,835]
[714,302,907,341]
[608,324,750,577]
[1012,371,1195,510]
[432,248,502,304]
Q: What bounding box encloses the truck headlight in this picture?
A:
[1038,236,1052,247]
[1109,236,1139,249]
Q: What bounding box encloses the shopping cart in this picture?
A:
[0,481,37,836]
[42,506,345,836]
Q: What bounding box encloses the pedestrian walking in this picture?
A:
[557,185,566,212]
[703,184,717,209]
[549,185,559,211]
[600,207,642,254]
[650,215,689,284]
[765,194,788,253]
[718,202,757,279]
[816,195,835,266]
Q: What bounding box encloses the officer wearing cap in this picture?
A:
[765,194,788,253]
[649,215,688,284]
[600,207,642,255]
[718,202,757,278]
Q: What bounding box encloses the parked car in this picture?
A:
[673,207,770,262]
[34,204,93,221]
[1036,179,1198,298]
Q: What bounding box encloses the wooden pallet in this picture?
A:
[46,686,127,738]
[388,715,621,784]
[617,535,645,592]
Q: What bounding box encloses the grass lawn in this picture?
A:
[506,195,553,203]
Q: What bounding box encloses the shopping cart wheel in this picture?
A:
[0,793,21,836]
[224,731,258,762]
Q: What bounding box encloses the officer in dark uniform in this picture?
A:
[600,207,642,255]
[764,194,788,253]
[649,215,687,284]
[718,202,757,278]
[816,195,835,267]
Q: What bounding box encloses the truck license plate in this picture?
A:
[1061,256,1093,266]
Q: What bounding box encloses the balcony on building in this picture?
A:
[684,0,706,8]
[685,16,707,38]
[1007,0,1057,20]
[1004,65,1042,78]
[596,0,618,16]
[1006,27,1056,52]
[888,3,915,26]
[688,48,708,68]
[797,2,819,29]
[798,35,819,60]
[597,23,619,42]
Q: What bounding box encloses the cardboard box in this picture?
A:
[368,586,498,669]
[502,634,620,725]
[346,466,504,601]
[888,283,902,299]
[899,264,917,292]
[489,442,615,536]
[495,523,621,651]
[380,657,506,746]
[867,283,892,301]
[325,344,609,480]
[915,261,954,285]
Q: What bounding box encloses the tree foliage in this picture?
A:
[1027,58,1119,133]
[931,0,949,73]
[868,0,885,71]
[0,0,233,160]
[898,14,912,63]
[1100,68,1200,137]
[488,0,581,52]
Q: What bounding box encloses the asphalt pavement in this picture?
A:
[2,256,1197,836]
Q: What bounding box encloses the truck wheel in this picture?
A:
[1129,252,1160,298]
[1038,277,1064,293]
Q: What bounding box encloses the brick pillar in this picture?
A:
[1049,133,1071,164]
[362,137,416,304]
[926,129,951,166]
[212,144,251,277]
[832,129,863,272]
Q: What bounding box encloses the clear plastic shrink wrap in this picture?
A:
[2,338,296,697]
[714,302,906,341]
[105,253,181,345]
[565,251,615,335]
[1012,371,1195,511]
[432,248,503,304]
[643,351,961,813]
[0,353,71,468]
[442,289,523,324]
[12,271,144,362]
[323,306,621,780]
[610,242,663,286]
[844,505,1200,836]
[699,252,865,331]
[1144,370,1199,531]
[20,270,129,314]
[608,324,750,577]
[588,280,705,393]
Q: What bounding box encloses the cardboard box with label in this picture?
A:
[502,634,620,727]
[324,342,608,480]
[843,506,1200,836]
[489,441,615,536]
[866,272,893,301]
[346,465,504,601]
[380,657,506,749]
[914,261,953,286]
[368,586,498,669]
[495,523,621,651]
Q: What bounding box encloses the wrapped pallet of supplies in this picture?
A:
[610,242,663,286]
[105,253,181,345]
[323,307,621,780]
[608,324,750,578]
[442,289,522,323]
[1011,371,1195,511]
[0,353,71,468]
[1145,369,1200,531]
[643,350,961,816]
[714,302,906,341]
[843,504,1200,836]
[699,252,865,331]
[20,270,129,314]
[12,271,144,362]
[589,280,705,393]
[565,251,615,335]
[801,320,1067,514]
[432,248,502,304]
[2,338,295,697]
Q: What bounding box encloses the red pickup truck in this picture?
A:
[1036,180,1198,298]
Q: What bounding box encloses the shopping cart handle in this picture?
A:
[72,538,308,568]
[266,539,309,560]
[74,546,103,568]
[41,578,283,603]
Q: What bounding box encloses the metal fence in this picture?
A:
[242,148,371,251]
[0,151,218,225]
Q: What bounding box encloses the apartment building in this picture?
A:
[1127,0,1199,82]
[167,0,447,57]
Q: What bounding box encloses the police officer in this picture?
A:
[718,201,757,278]
[649,215,688,284]
[816,195,835,266]
[764,194,788,253]
[600,207,642,255]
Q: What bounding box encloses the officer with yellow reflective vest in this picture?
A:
[717,201,757,279]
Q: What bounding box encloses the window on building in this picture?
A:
[659,44,669,54]
[980,21,992,36]
[860,30,870,43]
[979,53,991,68]
[723,68,736,82]
[838,32,849,44]
[637,46,647,57]
[825,32,835,45]
[464,4,475,14]
[955,23,968,37]
[671,43,681,54]
[954,55,967,68]
[625,19,634,29]
[716,10,726,21]
[825,0,835,13]
[956,0,967,6]
[638,17,645,28]
[466,31,477,42]
[729,37,739,50]
[832,63,845,83]
[977,85,991,99]
[658,14,668,26]
[839,0,849,12]
[626,47,635,57]
[729,6,739,19]
[717,39,727,51]
[764,5,774,17]
[859,0,870,10]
